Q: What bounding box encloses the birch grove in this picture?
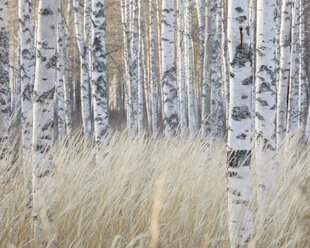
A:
[2,0,310,246]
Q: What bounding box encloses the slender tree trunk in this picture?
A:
[149,0,158,134]
[227,0,253,246]
[221,0,230,128]
[121,0,133,132]
[19,0,35,190]
[56,1,66,138]
[209,0,224,136]
[195,0,204,112]
[201,2,212,138]
[161,0,178,134]
[277,0,292,144]
[91,0,108,144]
[249,0,256,132]
[0,0,10,145]
[185,0,196,136]
[177,0,187,134]
[32,1,57,245]
[298,0,307,128]
[287,0,300,133]
[137,0,144,134]
[73,0,92,134]
[63,0,73,137]
[255,0,278,205]
[129,0,139,135]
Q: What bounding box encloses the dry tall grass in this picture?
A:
[0,131,309,247]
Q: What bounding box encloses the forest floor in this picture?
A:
[0,131,309,247]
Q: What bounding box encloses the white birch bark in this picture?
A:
[137,0,144,134]
[121,0,133,131]
[0,0,10,144]
[287,0,300,133]
[277,0,292,144]
[149,0,158,134]
[185,0,196,136]
[19,0,35,190]
[91,0,109,144]
[63,0,73,137]
[195,0,204,104]
[56,1,66,138]
[298,0,307,128]
[227,1,253,246]
[177,0,187,134]
[249,0,256,132]
[161,0,178,134]
[32,1,57,245]
[129,0,139,135]
[209,0,224,135]
[221,1,230,128]
[201,2,212,138]
[255,0,278,205]
[73,0,91,134]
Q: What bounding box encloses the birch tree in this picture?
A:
[298,0,307,128]
[149,0,158,134]
[209,0,224,135]
[176,0,187,134]
[227,0,253,246]
[195,0,204,101]
[56,1,66,137]
[63,0,73,136]
[161,0,178,134]
[255,0,278,205]
[277,0,292,144]
[19,0,35,190]
[73,0,92,135]
[137,0,144,134]
[32,0,57,244]
[185,0,196,135]
[91,0,109,144]
[0,0,10,145]
[129,0,139,135]
[287,0,300,133]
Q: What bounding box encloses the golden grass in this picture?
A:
[0,131,309,247]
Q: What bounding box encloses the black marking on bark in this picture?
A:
[227,150,251,168]
[39,8,53,16]
[232,106,250,121]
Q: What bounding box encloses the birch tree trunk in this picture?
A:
[287,0,300,133]
[149,0,158,134]
[73,0,92,135]
[91,0,109,144]
[185,0,196,136]
[161,0,178,134]
[56,1,66,138]
[227,0,253,246]
[121,0,133,132]
[209,0,224,136]
[195,0,204,108]
[63,0,73,136]
[0,0,10,145]
[177,0,187,134]
[277,0,292,144]
[32,1,57,245]
[19,0,35,190]
[298,0,307,128]
[137,0,144,134]
[201,2,212,138]
[255,0,278,204]
[249,0,256,132]
[129,0,139,135]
